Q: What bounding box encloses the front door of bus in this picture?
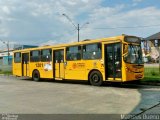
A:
[105,43,121,80]
[22,53,29,76]
[53,50,64,79]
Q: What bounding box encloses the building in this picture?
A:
[13,44,38,50]
[143,32,160,62]
[0,50,13,65]
[0,49,14,71]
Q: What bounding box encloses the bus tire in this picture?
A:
[32,70,40,82]
[89,70,103,86]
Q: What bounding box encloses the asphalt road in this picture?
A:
[0,75,159,114]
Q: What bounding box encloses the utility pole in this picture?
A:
[156,45,160,74]
[7,41,9,64]
[77,24,80,42]
[62,13,89,42]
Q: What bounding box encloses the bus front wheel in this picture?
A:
[32,70,40,82]
[89,71,103,86]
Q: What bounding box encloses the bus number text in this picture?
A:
[36,63,43,67]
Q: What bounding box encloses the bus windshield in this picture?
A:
[124,44,143,64]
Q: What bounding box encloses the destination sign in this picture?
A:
[125,37,141,44]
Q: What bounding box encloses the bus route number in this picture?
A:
[36,63,43,67]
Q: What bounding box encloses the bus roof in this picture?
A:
[13,35,137,53]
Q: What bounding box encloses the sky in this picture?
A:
[0,0,160,49]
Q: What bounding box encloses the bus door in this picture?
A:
[53,49,64,79]
[22,53,29,76]
[105,43,122,80]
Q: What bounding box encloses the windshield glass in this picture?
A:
[124,44,143,64]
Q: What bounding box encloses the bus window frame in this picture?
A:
[66,45,82,61]
[82,42,102,60]
[14,52,21,63]
[41,49,52,62]
[30,50,41,62]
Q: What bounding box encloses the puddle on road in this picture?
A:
[130,86,160,114]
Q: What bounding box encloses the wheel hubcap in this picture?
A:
[92,74,99,83]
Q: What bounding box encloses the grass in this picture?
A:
[0,70,12,75]
[143,67,160,82]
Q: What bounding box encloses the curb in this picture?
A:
[0,74,13,76]
[139,82,160,86]
[0,74,160,86]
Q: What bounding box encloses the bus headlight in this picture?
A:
[135,74,143,79]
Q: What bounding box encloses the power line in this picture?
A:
[2,24,160,45]
[86,24,160,29]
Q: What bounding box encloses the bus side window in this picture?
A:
[30,50,41,62]
[83,43,102,60]
[14,52,21,63]
[66,46,81,61]
[41,49,52,62]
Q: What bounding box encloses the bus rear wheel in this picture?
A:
[89,71,103,86]
[32,70,40,82]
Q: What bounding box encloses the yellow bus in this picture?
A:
[13,35,144,86]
